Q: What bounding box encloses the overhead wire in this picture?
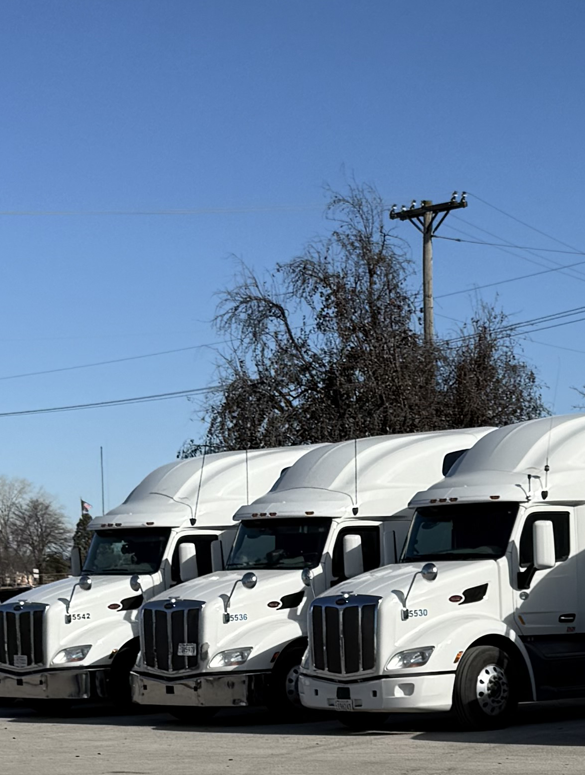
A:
[0,386,221,418]
[0,342,229,382]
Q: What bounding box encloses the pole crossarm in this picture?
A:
[388,192,468,343]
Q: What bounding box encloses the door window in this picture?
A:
[331,526,381,583]
[170,535,220,583]
[519,512,570,567]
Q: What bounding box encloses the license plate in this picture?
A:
[177,643,197,657]
[13,655,27,669]
[334,699,353,712]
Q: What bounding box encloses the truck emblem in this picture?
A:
[267,601,280,608]
[449,595,463,603]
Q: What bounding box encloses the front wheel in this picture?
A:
[453,645,517,730]
[267,647,305,718]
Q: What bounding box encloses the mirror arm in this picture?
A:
[517,565,537,591]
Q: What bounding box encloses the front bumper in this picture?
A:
[298,671,455,713]
[0,667,108,701]
[130,670,270,708]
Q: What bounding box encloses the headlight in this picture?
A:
[300,647,310,669]
[52,645,92,665]
[208,648,252,668]
[385,646,434,671]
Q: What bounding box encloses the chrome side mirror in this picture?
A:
[421,562,438,581]
[301,567,313,587]
[79,575,92,591]
[130,574,141,592]
[241,572,257,590]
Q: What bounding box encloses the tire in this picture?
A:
[168,707,217,725]
[268,647,305,719]
[107,642,140,707]
[337,712,389,731]
[453,645,517,730]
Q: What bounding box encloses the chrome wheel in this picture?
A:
[285,664,301,707]
[475,663,509,716]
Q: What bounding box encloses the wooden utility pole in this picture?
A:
[390,192,468,342]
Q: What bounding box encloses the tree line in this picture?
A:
[180,183,546,457]
[0,476,71,586]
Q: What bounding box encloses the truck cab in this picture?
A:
[299,414,585,730]
[130,428,492,720]
[0,446,312,706]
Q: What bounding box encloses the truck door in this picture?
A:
[514,509,583,699]
[170,535,220,585]
[330,525,381,586]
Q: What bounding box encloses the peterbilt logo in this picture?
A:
[335,592,354,605]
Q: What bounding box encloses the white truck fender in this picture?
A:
[392,614,536,700]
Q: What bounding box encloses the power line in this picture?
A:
[446,305,585,345]
[468,192,582,253]
[0,204,323,217]
[435,234,585,255]
[0,342,229,382]
[0,386,221,418]
[450,215,585,282]
[436,258,585,299]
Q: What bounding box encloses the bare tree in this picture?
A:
[0,477,71,584]
[180,184,547,455]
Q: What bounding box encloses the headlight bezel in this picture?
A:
[52,645,92,665]
[208,647,253,668]
[385,646,435,671]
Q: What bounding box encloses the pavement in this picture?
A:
[2,700,585,775]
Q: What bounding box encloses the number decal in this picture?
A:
[71,613,91,621]
[228,613,248,622]
[407,609,428,618]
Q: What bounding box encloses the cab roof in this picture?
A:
[410,414,585,507]
[234,428,494,521]
[90,445,323,531]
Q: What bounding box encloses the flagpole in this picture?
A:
[100,446,105,516]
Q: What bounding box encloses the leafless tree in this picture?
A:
[180,184,547,456]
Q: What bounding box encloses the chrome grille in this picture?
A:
[141,599,203,673]
[0,602,46,669]
[310,594,380,675]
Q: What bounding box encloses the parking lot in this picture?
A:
[2,701,585,775]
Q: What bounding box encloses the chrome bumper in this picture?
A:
[0,667,108,701]
[130,670,270,708]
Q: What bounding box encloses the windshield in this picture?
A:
[83,528,171,575]
[402,503,518,562]
[226,518,331,570]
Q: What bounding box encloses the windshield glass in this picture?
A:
[83,528,171,575]
[226,518,331,570]
[402,503,518,562]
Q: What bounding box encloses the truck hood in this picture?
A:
[2,574,156,610]
[150,568,305,608]
[328,560,499,604]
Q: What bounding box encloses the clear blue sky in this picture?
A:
[1,0,585,524]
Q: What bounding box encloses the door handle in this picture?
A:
[559,613,576,623]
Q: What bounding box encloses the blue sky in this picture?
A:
[1,1,585,524]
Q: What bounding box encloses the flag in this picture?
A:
[81,499,92,515]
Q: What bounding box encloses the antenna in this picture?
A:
[353,438,359,515]
[543,359,561,499]
[194,443,207,521]
[245,448,250,504]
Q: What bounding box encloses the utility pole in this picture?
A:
[390,192,467,342]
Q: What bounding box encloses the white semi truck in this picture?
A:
[0,446,314,707]
[130,428,492,720]
[299,414,585,730]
